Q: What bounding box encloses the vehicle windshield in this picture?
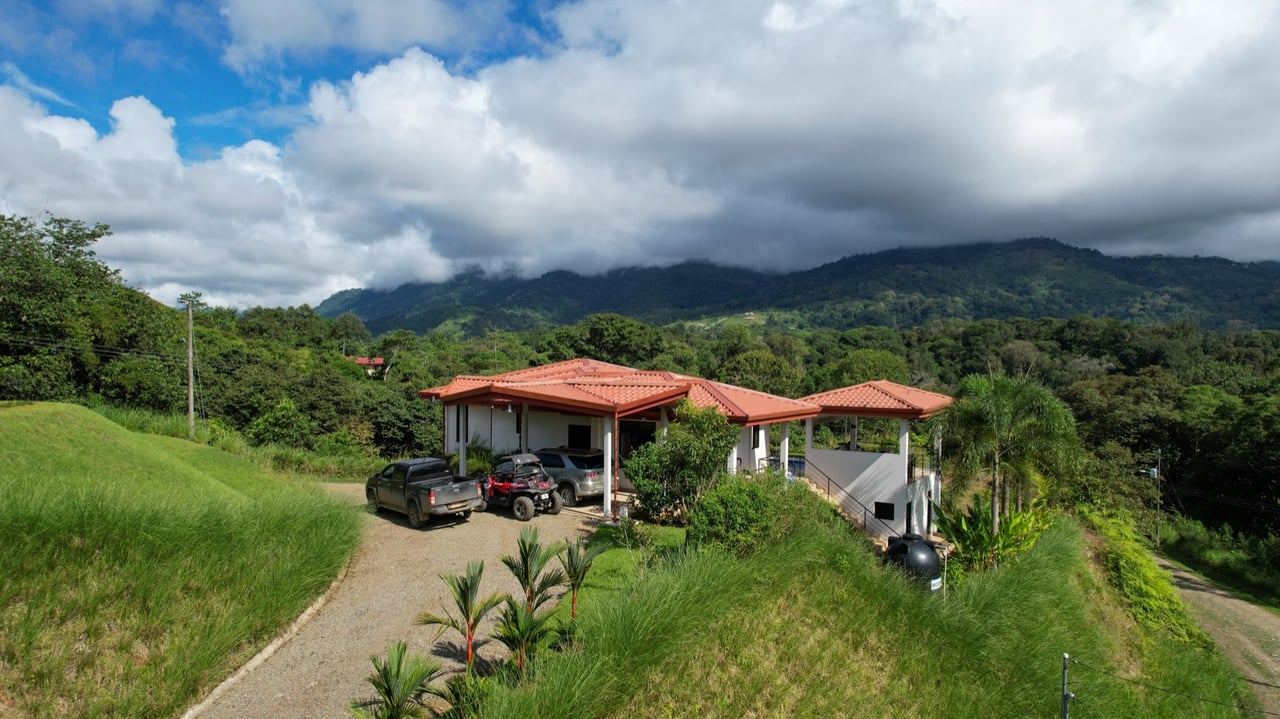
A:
[568,454,604,470]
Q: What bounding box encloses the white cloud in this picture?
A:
[220,0,510,72]
[5,0,1280,310]
[1,62,78,108]
[0,85,458,308]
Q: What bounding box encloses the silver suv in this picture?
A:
[534,447,605,507]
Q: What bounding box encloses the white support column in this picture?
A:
[603,418,615,519]
[780,423,791,477]
[899,419,910,479]
[458,405,469,476]
[805,418,814,451]
[755,424,769,472]
[727,444,739,474]
[659,406,670,438]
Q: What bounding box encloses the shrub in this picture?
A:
[624,401,740,523]
[687,472,836,556]
[315,428,372,458]
[687,475,779,556]
[934,497,1051,572]
[245,397,316,449]
[1082,510,1209,645]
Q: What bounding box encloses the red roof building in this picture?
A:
[420,360,953,533]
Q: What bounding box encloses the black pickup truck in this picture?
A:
[365,457,484,529]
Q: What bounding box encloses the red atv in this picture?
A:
[481,453,563,521]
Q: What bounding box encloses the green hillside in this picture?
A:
[0,402,362,718]
[479,513,1250,718]
[316,238,1280,333]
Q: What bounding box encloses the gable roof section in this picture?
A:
[801,380,953,420]
[420,359,821,425]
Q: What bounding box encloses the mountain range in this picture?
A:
[316,238,1280,333]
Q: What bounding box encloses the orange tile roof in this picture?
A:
[800,380,952,419]
[420,359,821,425]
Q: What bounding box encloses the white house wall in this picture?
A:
[444,406,519,454]
[805,448,908,536]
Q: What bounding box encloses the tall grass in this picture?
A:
[1160,515,1280,610]
[90,403,382,480]
[0,403,363,718]
[474,501,1248,717]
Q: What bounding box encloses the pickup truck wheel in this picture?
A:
[407,500,425,529]
[366,488,381,513]
[547,491,563,515]
[512,496,535,521]
[556,485,576,508]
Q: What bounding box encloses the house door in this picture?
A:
[619,420,656,460]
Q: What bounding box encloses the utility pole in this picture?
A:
[178,292,203,442]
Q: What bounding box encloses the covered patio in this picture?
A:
[799,381,953,537]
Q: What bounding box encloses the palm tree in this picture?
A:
[416,560,505,676]
[501,527,567,613]
[492,596,558,678]
[558,538,605,620]
[349,641,442,719]
[944,372,1076,535]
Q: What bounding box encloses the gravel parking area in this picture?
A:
[189,483,601,719]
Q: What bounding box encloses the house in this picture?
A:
[348,356,386,378]
[420,359,951,535]
[420,359,817,518]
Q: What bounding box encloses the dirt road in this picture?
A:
[187,483,600,719]
[1154,555,1280,713]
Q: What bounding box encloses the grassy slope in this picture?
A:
[483,514,1248,718]
[0,402,363,718]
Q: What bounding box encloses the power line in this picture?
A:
[1170,486,1280,517]
[1071,656,1280,716]
[0,332,184,366]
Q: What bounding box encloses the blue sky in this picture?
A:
[2,0,1279,309]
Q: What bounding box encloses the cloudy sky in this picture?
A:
[2,0,1278,309]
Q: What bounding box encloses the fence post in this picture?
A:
[1060,653,1073,719]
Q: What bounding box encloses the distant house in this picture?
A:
[420,359,951,535]
[348,356,386,378]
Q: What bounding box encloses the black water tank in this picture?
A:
[886,533,941,587]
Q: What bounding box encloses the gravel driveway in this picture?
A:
[189,483,601,719]
[1154,555,1280,713]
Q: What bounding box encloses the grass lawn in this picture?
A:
[0,402,362,718]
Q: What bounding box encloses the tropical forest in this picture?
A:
[3,213,1279,717]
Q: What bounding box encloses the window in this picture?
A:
[568,424,591,449]
[537,453,565,468]
[568,453,604,470]
[874,502,895,521]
